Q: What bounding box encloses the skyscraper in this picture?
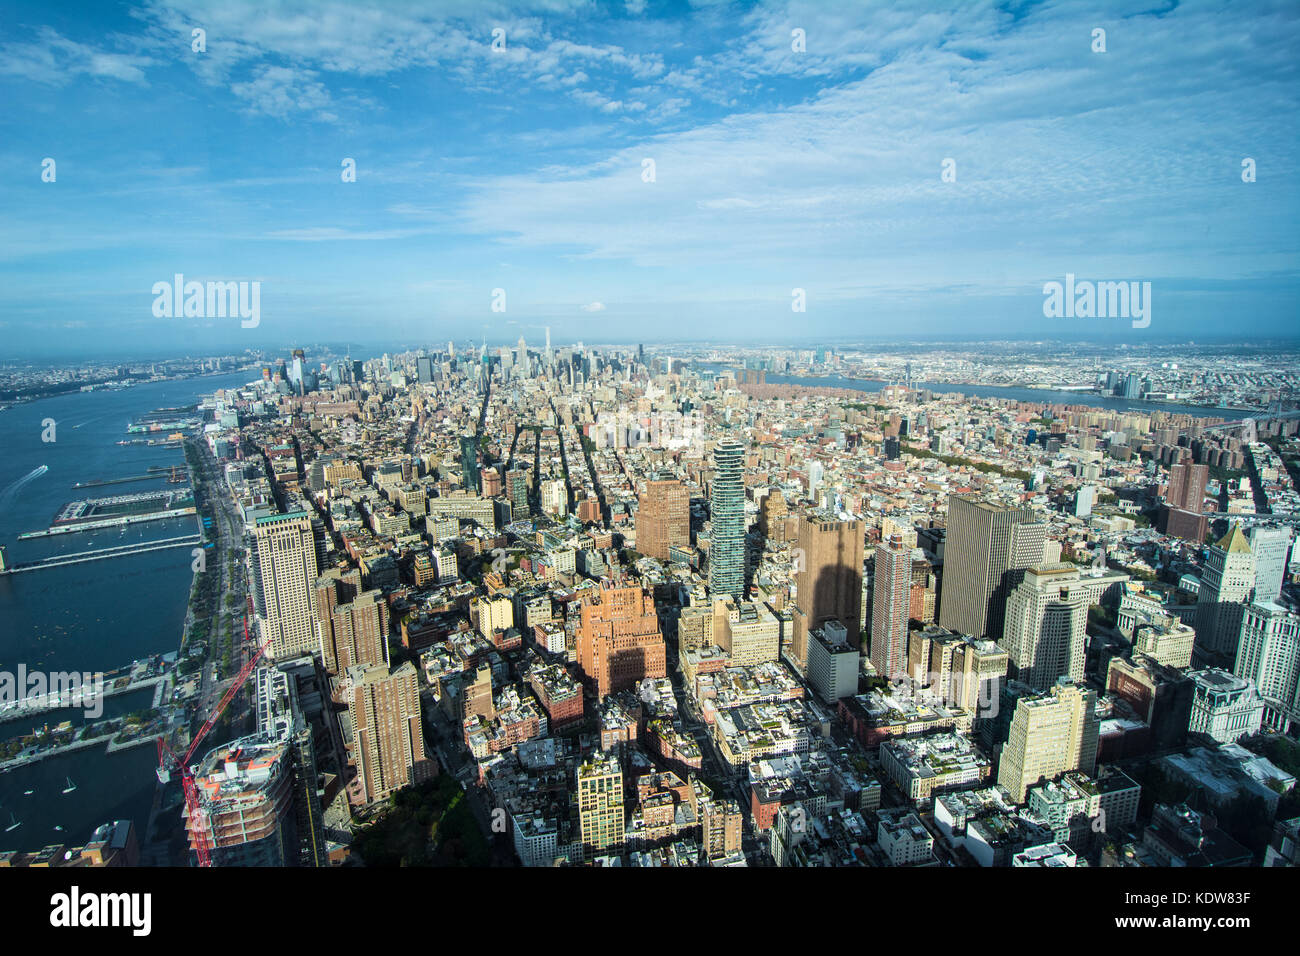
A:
[939,495,1047,640]
[793,512,864,668]
[327,589,389,674]
[1193,525,1257,665]
[1000,566,1090,690]
[459,434,481,494]
[1234,598,1300,734]
[997,683,1099,803]
[636,478,690,561]
[349,661,432,805]
[1249,525,1294,603]
[708,438,746,601]
[253,512,321,661]
[870,534,912,680]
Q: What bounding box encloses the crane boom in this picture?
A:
[183,627,272,766]
[157,616,273,866]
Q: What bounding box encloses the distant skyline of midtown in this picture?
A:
[2,1,1298,352]
[8,331,1300,362]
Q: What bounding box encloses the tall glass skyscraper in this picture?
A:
[709,437,746,600]
[460,434,481,494]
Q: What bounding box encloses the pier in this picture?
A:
[0,672,169,724]
[0,534,202,575]
[16,509,197,539]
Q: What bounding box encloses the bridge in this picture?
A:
[0,534,203,575]
[1202,407,1300,442]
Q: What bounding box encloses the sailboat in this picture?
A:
[62,776,77,794]
[5,813,19,833]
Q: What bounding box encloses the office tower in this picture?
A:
[1193,526,1257,664]
[807,620,860,702]
[1000,566,1090,691]
[506,467,530,516]
[576,582,667,697]
[253,512,321,661]
[1167,462,1209,512]
[1187,669,1265,743]
[349,662,432,805]
[870,534,912,680]
[939,495,1046,640]
[1123,373,1142,399]
[516,335,529,377]
[636,478,690,561]
[1234,598,1300,733]
[792,512,864,668]
[708,438,746,601]
[759,488,788,544]
[459,434,481,494]
[577,752,624,859]
[1249,526,1293,602]
[481,466,503,498]
[416,356,433,383]
[997,683,1099,803]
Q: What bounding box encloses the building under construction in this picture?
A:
[183,661,327,866]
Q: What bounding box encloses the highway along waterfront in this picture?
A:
[0,370,255,852]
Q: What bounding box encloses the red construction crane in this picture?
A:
[156,617,272,867]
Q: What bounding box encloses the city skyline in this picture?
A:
[2,0,1298,903]
[2,0,1299,354]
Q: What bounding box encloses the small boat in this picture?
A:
[23,790,33,796]
[5,814,19,833]
[62,776,77,794]
[53,825,63,832]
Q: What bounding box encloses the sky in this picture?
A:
[1,0,1297,357]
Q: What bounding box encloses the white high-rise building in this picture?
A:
[1001,566,1090,691]
[1249,526,1294,603]
[1234,598,1300,733]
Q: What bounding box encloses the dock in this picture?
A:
[0,534,202,575]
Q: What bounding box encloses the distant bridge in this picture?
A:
[1202,407,1300,441]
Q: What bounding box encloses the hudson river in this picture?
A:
[0,370,255,852]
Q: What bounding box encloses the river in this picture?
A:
[0,369,257,853]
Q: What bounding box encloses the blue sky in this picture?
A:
[1,0,1297,356]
